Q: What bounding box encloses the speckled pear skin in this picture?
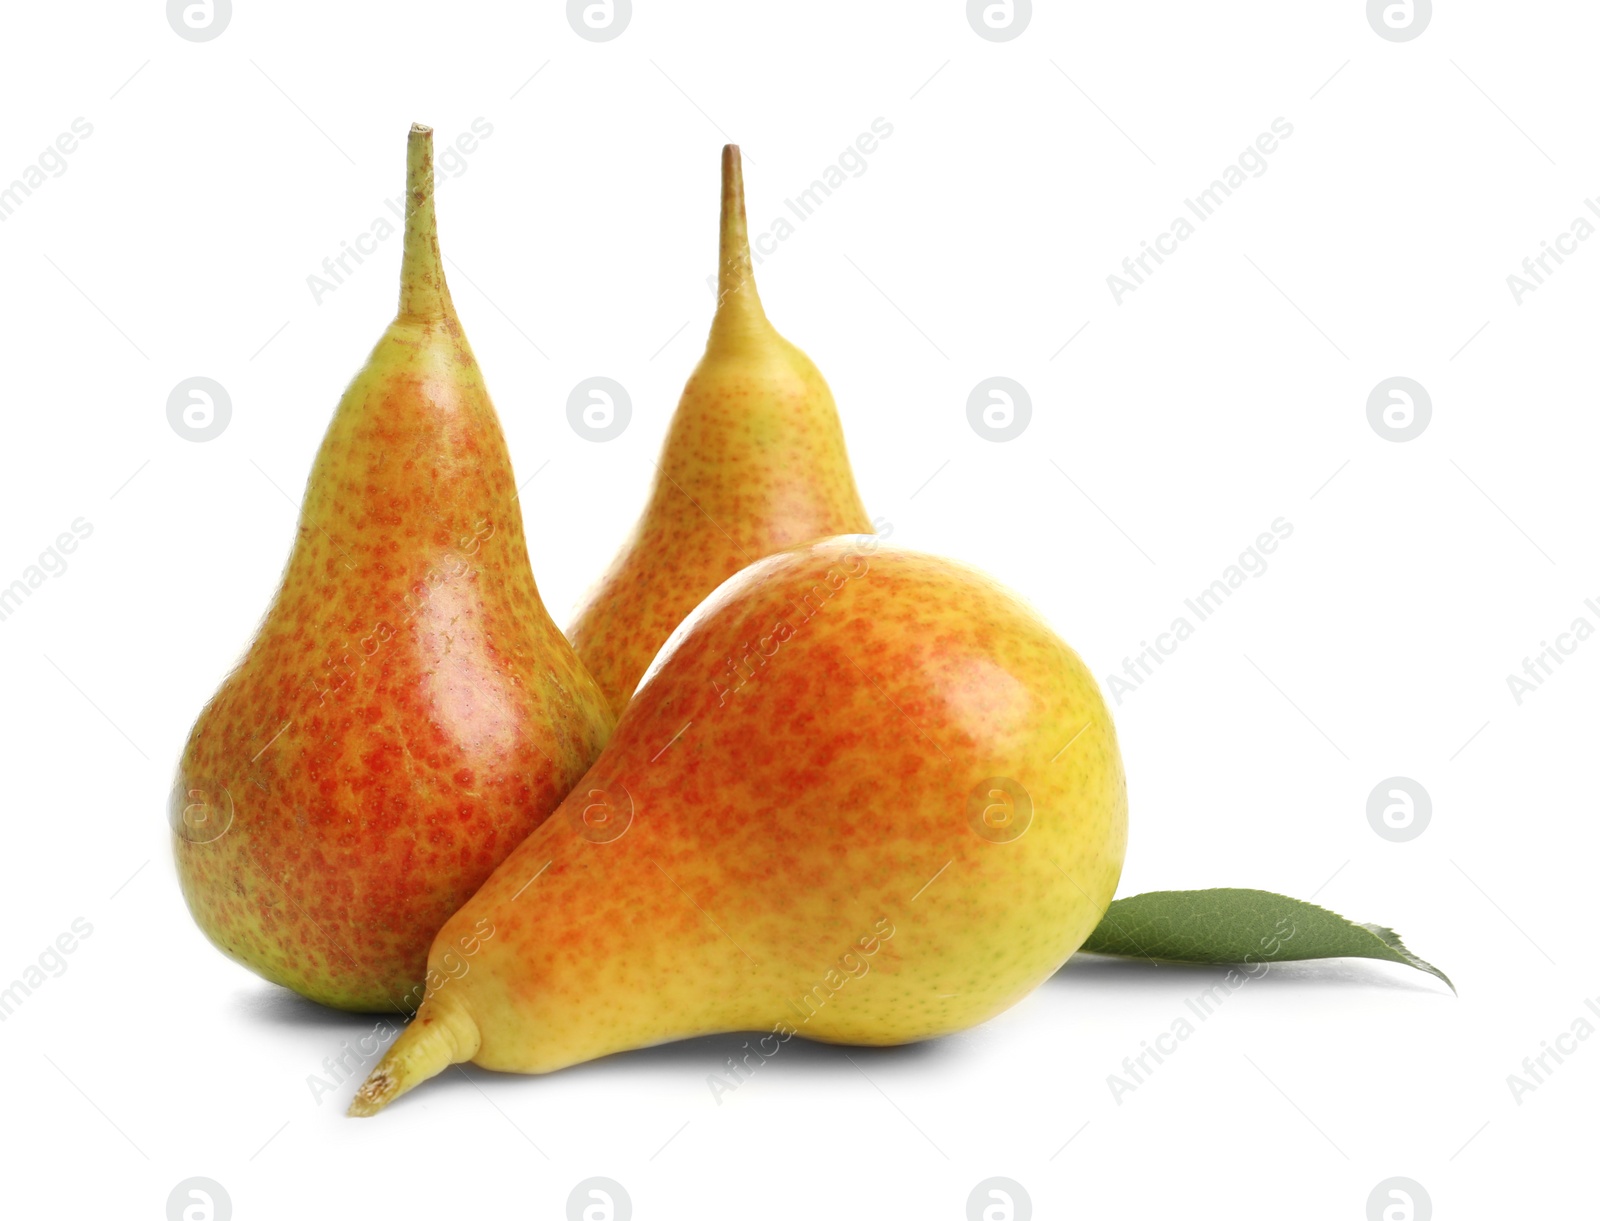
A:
[568,145,872,715]
[350,540,1126,1113]
[172,126,614,1013]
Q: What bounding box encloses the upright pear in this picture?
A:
[350,538,1126,1114]
[172,126,614,1013]
[568,146,873,714]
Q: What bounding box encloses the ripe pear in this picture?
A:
[350,538,1126,1114]
[568,145,873,715]
[172,125,614,1013]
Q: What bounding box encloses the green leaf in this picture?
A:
[1080,888,1454,993]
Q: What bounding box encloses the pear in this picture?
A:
[568,145,873,715]
[172,125,614,1013]
[350,538,1125,1114]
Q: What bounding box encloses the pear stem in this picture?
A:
[347,993,480,1117]
[398,123,457,322]
[709,144,769,348]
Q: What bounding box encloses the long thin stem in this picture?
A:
[398,123,457,322]
[708,144,769,349]
[347,993,479,1117]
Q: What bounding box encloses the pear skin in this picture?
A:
[568,146,873,715]
[350,539,1126,1114]
[172,126,614,1013]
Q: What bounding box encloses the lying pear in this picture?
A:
[350,538,1126,1113]
[172,125,614,1013]
[568,145,873,715]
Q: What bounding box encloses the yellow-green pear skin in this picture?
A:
[351,539,1126,1114]
[568,146,872,715]
[171,127,615,1013]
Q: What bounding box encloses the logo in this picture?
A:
[967,0,1032,42]
[168,377,232,442]
[1366,377,1431,442]
[567,784,635,843]
[566,1177,631,1221]
[166,1178,232,1221]
[167,0,231,42]
[967,377,1032,442]
[967,777,1033,844]
[567,377,632,441]
[1366,1177,1431,1221]
[170,781,236,844]
[1367,0,1431,42]
[567,0,632,42]
[966,1177,1032,1221]
[1366,777,1431,843]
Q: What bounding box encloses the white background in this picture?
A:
[0,2,1591,1217]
